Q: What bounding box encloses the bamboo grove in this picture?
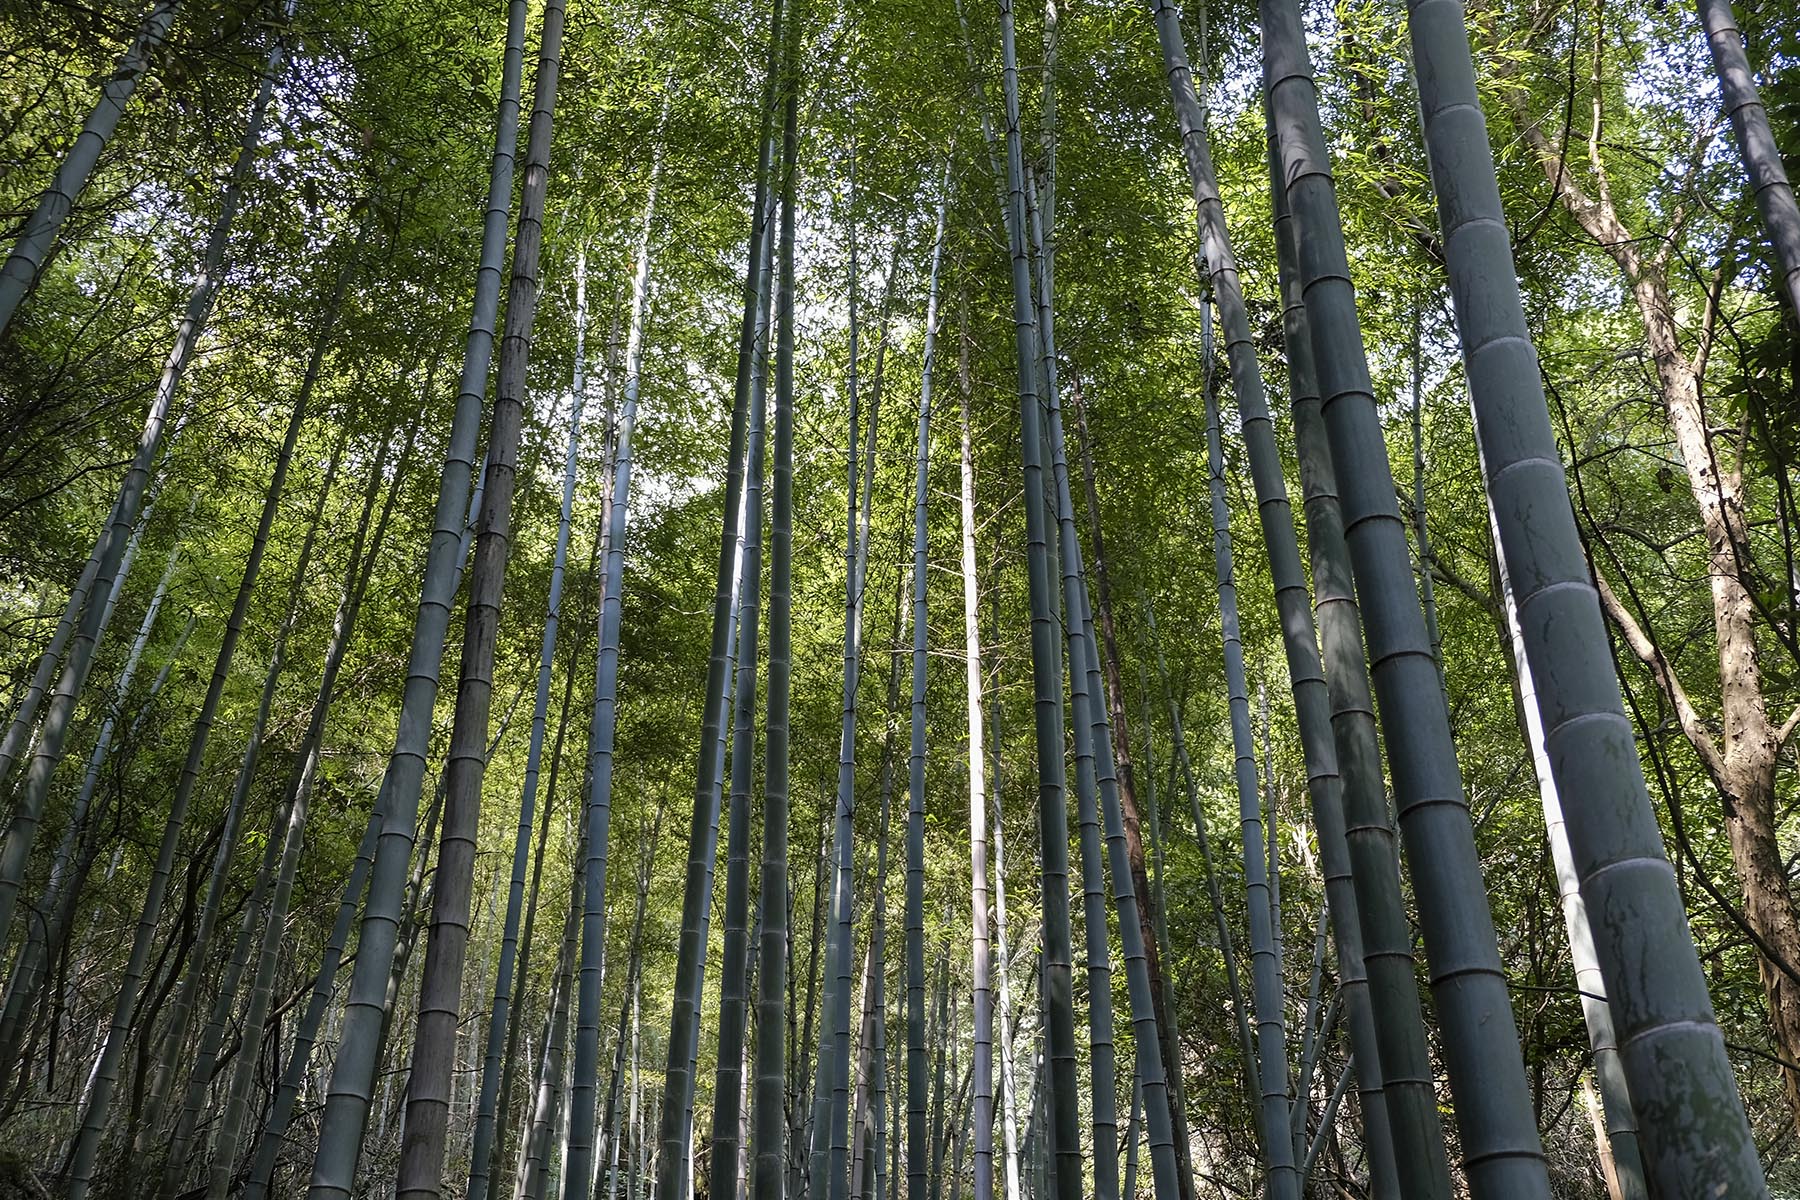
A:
[1,0,1799,1195]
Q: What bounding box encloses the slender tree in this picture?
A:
[62,243,352,1200]
[1698,0,1800,318]
[677,132,783,1200]
[1022,171,1117,1200]
[749,57,801,1200]
[1405,312,1446,700]
[651,0,785,1176]
[984,597,1026,1200]
[1142,6,1407,1193]
[4,593,192,1095]
[1299,1063,1353,1193]
[810,68,879,1200]
[815,138,881,1200]
[926,953,951,1200]
[0,534,187,1121]
[1486,494,1647,1200]
[851,943,877,1196]
[1288,906,1333,1169]
[852,542,905,1200]
[0,0,183,334]
[792,835,830,1199]
[1261,0,1554,1189]
[1401,0,1767,1185]
[993,7,1081,1199]
[956,297,996,1200]
[1122,1080,1141,1200]
[846,254,904,1200]
[396,0,567,1183]
[905,158,953,1200]
[1262,105,1455,1200]
[304,1,528,1188]
[0,34,283,954]
[709,380,765,1200]
[468,238,594,1200]
[157,362,428,1161]
[1074,585,1184,1200]
[564,103,665,1200]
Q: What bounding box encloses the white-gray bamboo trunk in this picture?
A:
[63,245,345,1199]
[0,0,184,334]
[0,30,278,958]
[566,118,664,1200]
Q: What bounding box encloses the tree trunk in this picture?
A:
[791,829,830,1200]
[1192,334,1296,1198]
[706,111,767,1200]
[1025,178,1184,1200]
[1512,30,1796,1160]
[651,0,786,1176]
[1262,0,1554,1189]
[1146,10,1409,1195]
[396,3,565,1192]
[956,295,996,1200]
[811,44,880,1200]
[1698,0,1800,317]
[904,158,952,1200]
[469,237,593,1200]
[0,29,278,956]
[854,599,904,1200]
[814,106,890,1200]
[850,559,907,1200]
[304,1,528,1187]
[927,955,950,1200]
[564,109,664,1200]
[1264,99,1453,1200]
[62,244,347,1200]
[992,8,1081,1199]
[749,63,801,1200]
[0,0,183,333]
[1487,495,1648,1200]
[984,591,1025,1200]
[1020,171,1119,1200]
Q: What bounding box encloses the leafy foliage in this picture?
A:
[1,0,1798,1194]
